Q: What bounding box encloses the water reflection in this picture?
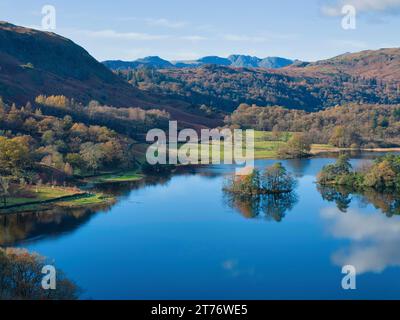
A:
[318,185,400,217]
[318,185,352,213]
[93,175,173,197]
[224,192,298,221]
[358,189,400,217]
[321,207,400,275]
[285,158,312,177]
[0,204,112,246]
[319,182,400,275]
[3,154,400,299]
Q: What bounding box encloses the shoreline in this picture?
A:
[2,147,399,215]
[310,146,400,155]
[0,185,115,215]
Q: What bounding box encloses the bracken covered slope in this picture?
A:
[0,22,222,129]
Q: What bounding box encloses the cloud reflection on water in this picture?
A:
[321,207,400,274]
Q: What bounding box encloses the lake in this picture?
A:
[2,152,400,300]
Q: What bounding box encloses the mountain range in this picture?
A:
[1,21,400,127]
[102,55,295,70]
[113,48,400,112]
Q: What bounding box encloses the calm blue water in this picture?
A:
[3,153,400,300]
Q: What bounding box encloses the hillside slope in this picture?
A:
[284,48,400,82]
[113,48,400,112]
[0,22,221,128]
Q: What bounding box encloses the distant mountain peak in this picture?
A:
[103,55,174,70]
[136,56,172,65]
[228,55,261,68]
[197,56,231,66]
[103,54,295,70]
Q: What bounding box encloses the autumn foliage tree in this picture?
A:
[224,163,296,195]
[0,248,79,300]
[277,133,311,159]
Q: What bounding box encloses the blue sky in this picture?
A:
[1,0,400,62]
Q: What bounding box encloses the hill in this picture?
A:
[116,57,400,112]
[113,48,400,112]
[283,48,400,82]
[103,56,174,70]
[0,22,221,129]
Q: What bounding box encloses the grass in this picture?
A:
[3,186,77,206]
[57,193,115,208]
[207,131,291,159]
[102,171,144,182]
[252,132,290,158]
[133,131,292,162]
[132,130,354,164]
[0,185,114,213]
[86,170,144,183]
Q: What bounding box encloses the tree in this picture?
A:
[329,126,346,147]
[0,136,33,176]
[0,248,79,300]
[224,163,297,195]
[329,126,361,148]
[317,155,353,185]
[42,130,55,145]
[65,153,84,170]
[64,163,74,176]
[261,163,297,193]
[80,142,105,173]
[277,133,311,159]
[380,117,389,128]
[25,101,33,113]
[393,108,400,121]
[23,117,38,133]
[364,160,397,190]
[223,169,261,196]
[0,176,10,206]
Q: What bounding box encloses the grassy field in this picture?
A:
[3,186,78,207]
[104,171,144,182]
[132,130,358,165]
[134,131,292,162]
[0,185,114,213]
[252,131,291,159]
[85,170,144,183]
[56,193,115,208]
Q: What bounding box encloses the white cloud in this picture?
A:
[170,51,203,60]
[321,207,400,274]
[322,0,400,16]
[116,17,187,29]
[222,259,255,278]
[78,29,170,41]
[179,35,208,41]
[222,34,269,43]
[64,28,207,43]
[144,18,187,29]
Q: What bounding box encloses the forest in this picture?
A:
[0,95,172,208]
[114,64,400,113]
[225,103,400,148]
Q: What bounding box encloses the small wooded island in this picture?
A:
[318,154,400,191]
[224,163,297,195]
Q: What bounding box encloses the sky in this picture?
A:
[1,0,400,62]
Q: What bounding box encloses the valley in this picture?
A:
[1,16,400,302]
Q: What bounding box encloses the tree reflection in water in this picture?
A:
[317,185,353,213]
[318,185,400,217]
[224,192,298,222]
[0,203,112,246]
